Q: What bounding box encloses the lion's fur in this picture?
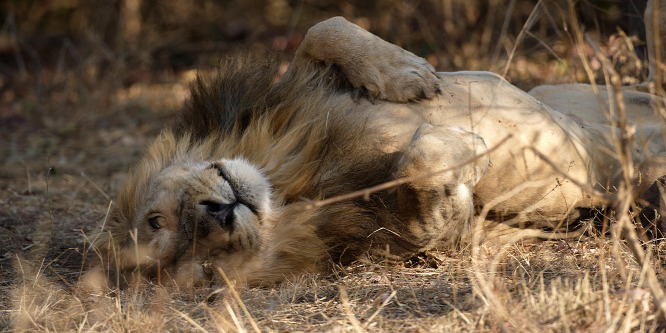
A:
[93,55,439,286]
[91,11,666,288]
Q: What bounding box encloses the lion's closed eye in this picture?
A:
[208,163,230,181]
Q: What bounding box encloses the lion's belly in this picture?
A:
[360,71,615,223]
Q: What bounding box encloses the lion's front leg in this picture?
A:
[289,17,441,102]
[393,124,489,251]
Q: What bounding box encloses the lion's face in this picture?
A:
[103,157,272,287]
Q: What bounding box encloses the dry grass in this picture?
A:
[2,0,666,331]
[5,239,664,332]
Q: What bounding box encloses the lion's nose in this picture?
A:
[200,200,236,228]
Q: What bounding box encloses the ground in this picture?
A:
[1,0,665,331]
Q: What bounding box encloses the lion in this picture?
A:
[87,3,666,288]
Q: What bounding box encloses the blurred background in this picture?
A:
[0,0,653,177]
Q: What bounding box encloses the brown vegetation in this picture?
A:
[1,0,665,331]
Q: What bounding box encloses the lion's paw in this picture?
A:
[351,46,441,103]
[299,17,440,103]
[394,124,488,249]
[398,124,488,188]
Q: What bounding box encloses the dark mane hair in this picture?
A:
[97,53,408,279]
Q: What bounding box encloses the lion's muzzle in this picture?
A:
[200,200,236,229]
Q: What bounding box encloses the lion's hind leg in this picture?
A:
[390,124,489,253]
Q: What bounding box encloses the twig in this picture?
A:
[216,268,262,333]
[19,158,32,194]
[363,290,396,329]
[223,300,245,333]
[650,0,664,96]
[45,158,55,241]
[90,201,113,249]
[3,12,27,78]
[528,147,613,202]
[172,308,210,333]
[305,134,512,209]
[491,0,517,65]
[470,184,522,330]
[586,33,666,323]
[566,0,604,101]
[339,286,365,333]
[502,0,542,78]
[81,171,111,201]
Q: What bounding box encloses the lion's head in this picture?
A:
[91,132,277,287]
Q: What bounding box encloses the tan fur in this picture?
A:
[90,39,485,287]
[90,15,666,288]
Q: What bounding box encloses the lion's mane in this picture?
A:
[93,55,415,285]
